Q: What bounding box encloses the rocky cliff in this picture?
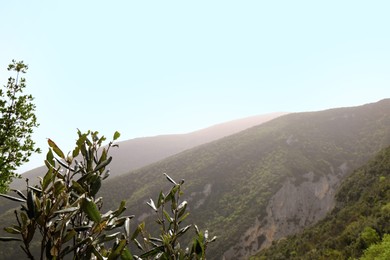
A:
[223,162,350,259]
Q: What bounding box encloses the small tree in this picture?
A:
[134,174,216,259]
[0,60,40,193]
[0,130,133,259]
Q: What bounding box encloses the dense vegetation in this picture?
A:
[253,145,390,259]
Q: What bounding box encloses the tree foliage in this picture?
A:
[361,234,390,260]
[134,173,216,259]
[0,60,40,193]
[0,130,215,259]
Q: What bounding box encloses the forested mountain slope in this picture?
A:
[99,99,390,259]
[253,145,390,259]
[10,112,285,191]
[0,99,389,259]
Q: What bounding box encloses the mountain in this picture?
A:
[98,99,390,259]
[253,144,390,259]
[1,99,389,259]
[10,112,286,191]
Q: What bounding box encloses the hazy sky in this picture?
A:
[1,1,389,172]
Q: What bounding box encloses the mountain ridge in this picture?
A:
[1,99,389,259]
[99,98,390,259]
[10,112,286,191]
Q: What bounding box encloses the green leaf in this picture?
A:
[53,207,79,214]
[93,156,112,173]
[90,177,102,196]
[113,131,121,141]
[177,201,187,218]
[48,138,65,159]
[71,180,86,194]
[133,238,144,251]
[4,227,21,234]
[53,180,65,196]
[27,190,36,218]
[10,189,27,200]
[27,185,42,194]
[20,212,28,226]
[139,246,164,258]
[163,210,172,223]
[97,232,121,243]
[108,239,127,260]
[42,168,53,191]
[0,193,26,203]
[91,246,104,260]
[81,198,101,223]
[120,248,133,260]
[157,191,164,208]
[163,173,177,185]
[178,212,190,224]
[63,229,77,243]
[177,224,192,237]
[131,222,145,241]
[55,158,75,171]
[113,200,126,217]
[46,148,55,165]
[72,146,80,159]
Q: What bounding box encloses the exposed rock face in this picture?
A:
[223,163,349,259]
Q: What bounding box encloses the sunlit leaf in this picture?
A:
[147,198,157,212]
[53,207,79,215]
[113,131,120,141]
[0,193,26,203]
[139,246,164,258]
[4,227,21,234]
[163,173,177,185]
[125,217,131,239]
[11,189,27,200]
[48,138,65,159]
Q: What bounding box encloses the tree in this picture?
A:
[361,234,390,260]
[134,173,217,259]
[0,60,40,193]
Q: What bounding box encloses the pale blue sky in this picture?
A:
[1,1,389,172]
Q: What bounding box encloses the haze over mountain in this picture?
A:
[10,112,286,191]
[1,99,389,259]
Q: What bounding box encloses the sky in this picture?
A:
[1,1,389,172]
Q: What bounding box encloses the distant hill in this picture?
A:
[253,144,390,259]
[10,112,286,191]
